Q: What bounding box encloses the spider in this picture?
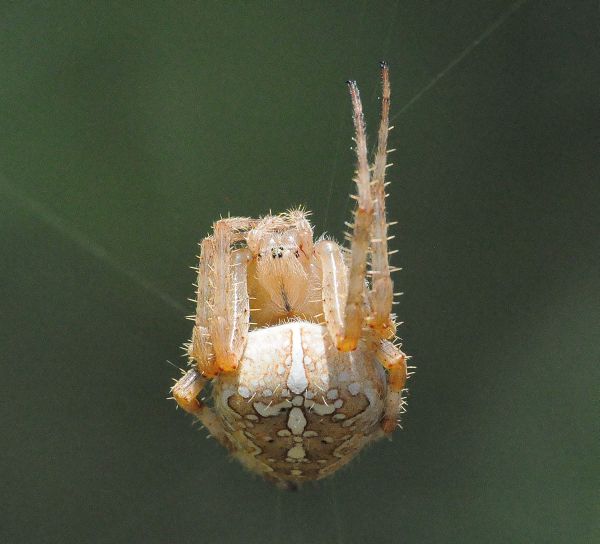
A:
[172,63,410,489]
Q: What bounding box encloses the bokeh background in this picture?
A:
[1,1,598,543]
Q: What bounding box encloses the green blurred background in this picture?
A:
[1,1,598,542]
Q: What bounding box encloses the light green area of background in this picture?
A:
[1,2,598,543]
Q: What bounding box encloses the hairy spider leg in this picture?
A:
[368,62,395,339]
[368,64,408,432]
[317,68,398,351]
[315,79,376,353]
[176,218,257,446]
[209,219,253,373]
[375,339,407,433]
[189,217,256,377]
[171,368,234,448]
[188,237,219,377]
[341,79,374,352]
[319,65,408,432]
[315,239,348,346]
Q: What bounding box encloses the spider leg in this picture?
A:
[172,368,233,448]
[368,62,395,339]
[190,217,256,376]
[189,237,219,376]
[316,75,391,351]
[315,239,348,347]
[323,79,374,352]
[209,219,252,373]
[375,339,407,433]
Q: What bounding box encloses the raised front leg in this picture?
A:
[317,74,395,352]
[368,62,395,339]
[315,80,375,352]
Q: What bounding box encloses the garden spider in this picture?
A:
[172,63,409,488]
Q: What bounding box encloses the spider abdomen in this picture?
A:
[213,322,387,486]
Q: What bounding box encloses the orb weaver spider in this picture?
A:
[172,63,410,489]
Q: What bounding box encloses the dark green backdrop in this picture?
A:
[1,2,598,543]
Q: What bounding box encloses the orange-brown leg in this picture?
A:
[182,218,254,446]
[189,237,219,377]
[209,219,252,373]
[315,79,374,352]
[190,218,255,376]
[315,239,349,348]
[318,72,395,351]
[339,79,375,351]
[171,369,232,448]
[368,62,395,340]
[376,339,408,433]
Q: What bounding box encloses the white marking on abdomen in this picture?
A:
[305,399,335,415]
[287,324,308,394]
[287,444,306,459]
[287,407,307,435]
[254,401,290,417]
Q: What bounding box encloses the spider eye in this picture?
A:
[270,247,284,259]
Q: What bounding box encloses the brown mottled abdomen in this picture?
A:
[212,322,386,486]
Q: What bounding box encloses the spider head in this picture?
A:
[247,210,314,313]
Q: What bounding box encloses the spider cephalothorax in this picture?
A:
[172,63,410,488]
[246,210,317,323]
